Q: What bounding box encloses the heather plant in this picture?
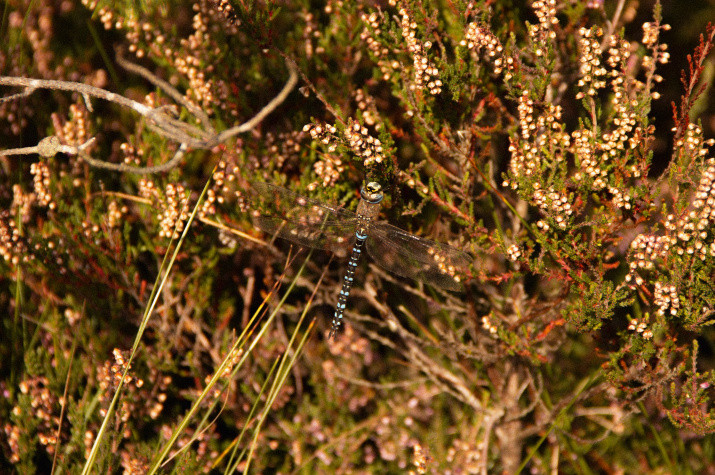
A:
[1,0,715,473]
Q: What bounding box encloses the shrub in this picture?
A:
[1,0,714,472]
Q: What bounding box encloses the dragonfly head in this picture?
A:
[362,182,384,204]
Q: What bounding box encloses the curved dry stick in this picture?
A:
[0,59,299,174]
[115,54,214,132]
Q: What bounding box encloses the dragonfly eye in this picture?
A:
[365,182,381,193]
[362,182,384,203]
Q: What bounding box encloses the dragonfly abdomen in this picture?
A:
[329,232,367,338]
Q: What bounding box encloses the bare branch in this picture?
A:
[0,58,299,174]
[115,53,214,132]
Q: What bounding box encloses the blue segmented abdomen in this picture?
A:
[329,233,366,338]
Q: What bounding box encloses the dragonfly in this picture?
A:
[247,181,471,338]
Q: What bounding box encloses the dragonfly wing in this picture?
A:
[366,223,471,291]
[248,182,356,253]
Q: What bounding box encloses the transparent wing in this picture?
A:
[248,181,357,253]
[366,223,471,291]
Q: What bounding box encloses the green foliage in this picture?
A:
[1,0,715,473]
